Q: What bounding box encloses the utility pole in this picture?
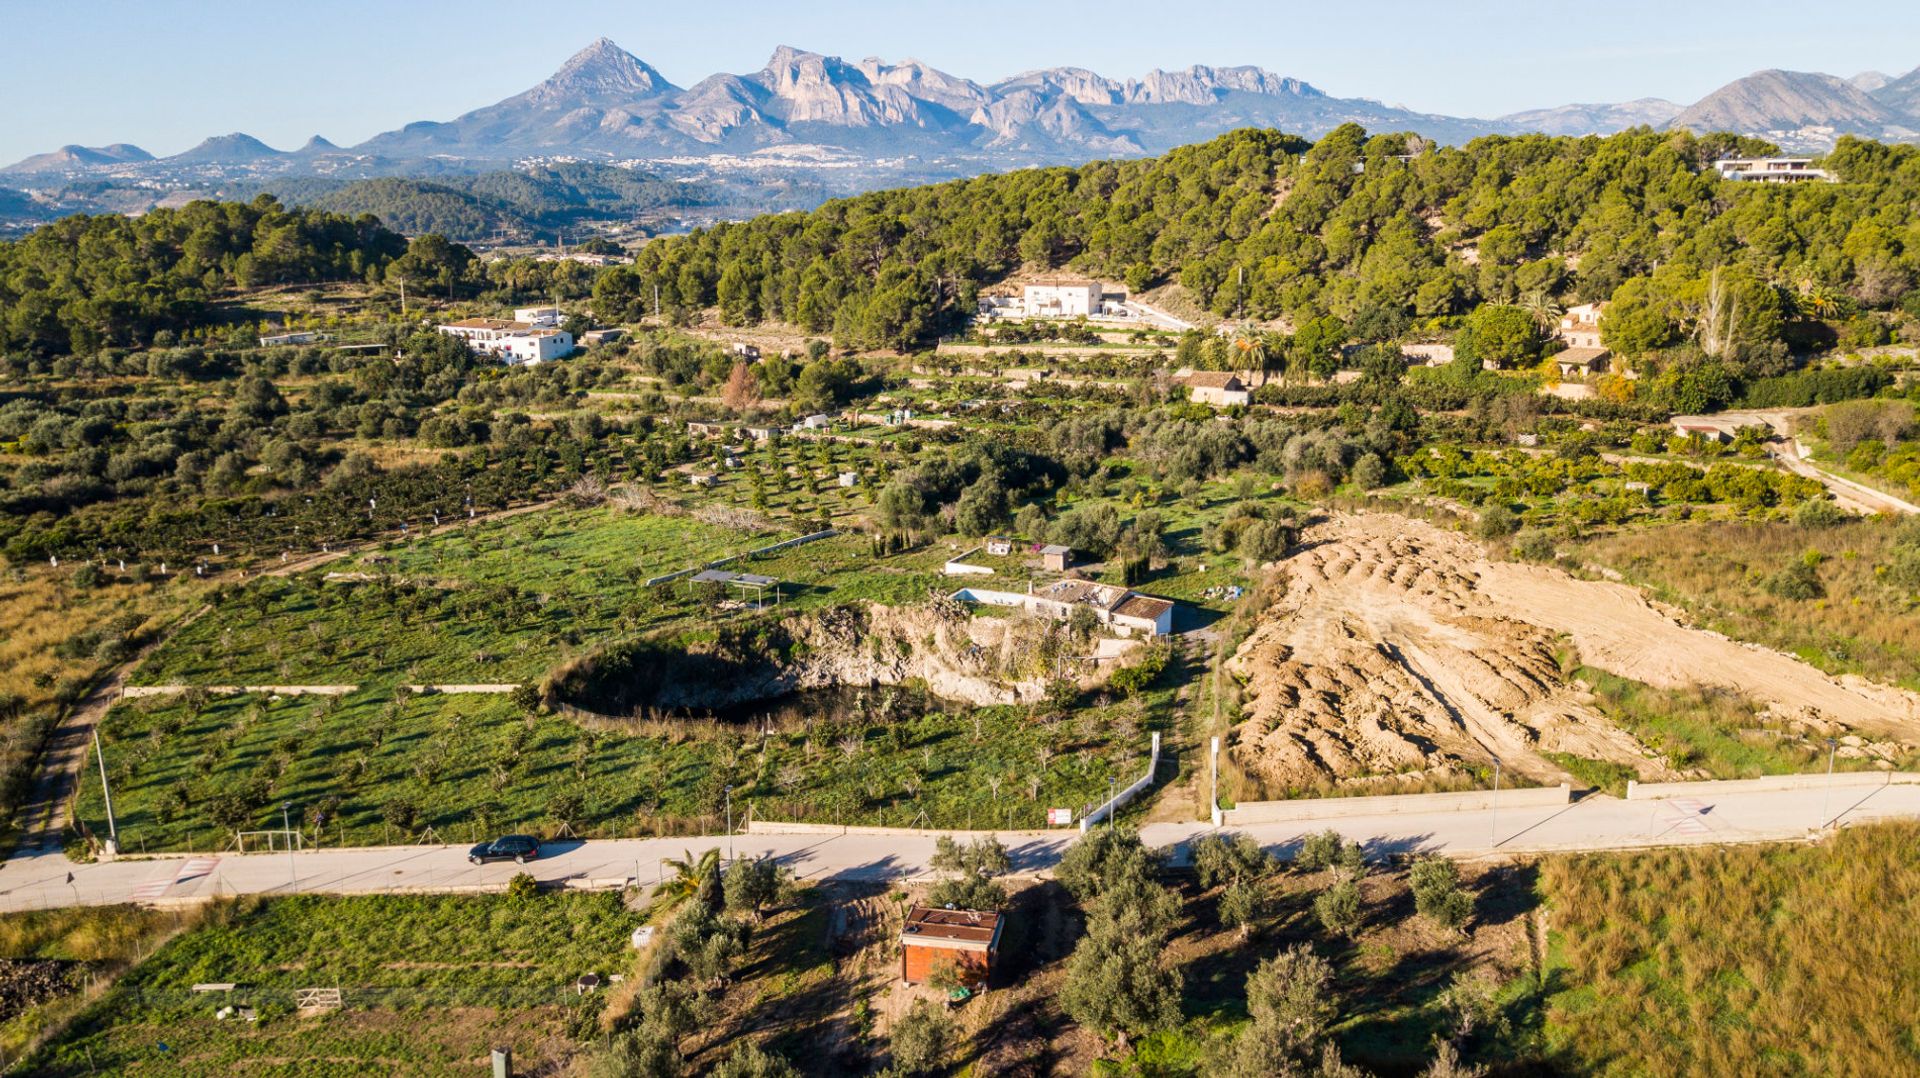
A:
[282,802,298,894]
[1107,778,1116,830]
[92,728,118,855]
[1489,757,1502,849]
[1820,737,1838,830]
[724,785,734,864]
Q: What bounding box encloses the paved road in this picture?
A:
[3,782,1915,912]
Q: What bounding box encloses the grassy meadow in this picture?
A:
[1540,821,1920,1076]
[1577,517,1920,689]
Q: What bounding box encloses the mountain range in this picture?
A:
[5,40,1920,230]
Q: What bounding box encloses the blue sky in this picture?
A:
[4,0,1918,163]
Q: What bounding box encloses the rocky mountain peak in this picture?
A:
[533,37,674,102]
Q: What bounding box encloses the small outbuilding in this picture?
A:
[1038,544,1074,572]
[900,907,1002,988]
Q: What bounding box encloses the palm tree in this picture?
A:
[659,847,723,911]
[1521,289,1564,332]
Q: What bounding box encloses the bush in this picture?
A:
[1409,856,1472,932]
[890,999,954,1076]
[1793,497,1847,528]
[1477,504,1518,539]
[1763,560,1824,601]
[1314,881,1362,938]
[1512,530,1555,561]
[506,872,540,902]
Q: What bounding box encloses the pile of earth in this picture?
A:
[1227,513,1920,789]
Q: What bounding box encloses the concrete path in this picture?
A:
[3,782,1916,913]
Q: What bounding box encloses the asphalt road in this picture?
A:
[3,781,1915,912]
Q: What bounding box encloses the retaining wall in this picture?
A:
[122,684,357,698]
[1626,771,1920,800]
[1081,732,1161,832]
[1221,783,1571,826]
[745,822,1062,838]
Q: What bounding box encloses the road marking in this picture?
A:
[127,857,219,901]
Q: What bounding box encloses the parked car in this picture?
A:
[468,835,540,865]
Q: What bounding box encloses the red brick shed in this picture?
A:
[900,907,1002,987]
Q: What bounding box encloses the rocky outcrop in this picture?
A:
[549,602,1084,716]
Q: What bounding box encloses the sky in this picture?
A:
[3,0,1919,164]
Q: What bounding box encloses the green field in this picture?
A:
[21,893,633,1077]
[79,685,1149,850]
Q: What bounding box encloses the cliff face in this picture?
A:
[548,601,1093,716]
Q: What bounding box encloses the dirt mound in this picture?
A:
[1227,514,1920,790]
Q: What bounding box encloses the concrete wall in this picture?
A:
[745,822,1060,838]
[1081,732,1161,832]
[1626,772,1920,800]
[1222,783,1570,825]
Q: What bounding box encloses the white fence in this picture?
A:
[1081,733,1161,832]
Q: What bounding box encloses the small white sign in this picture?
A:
[1047,808,1073,827]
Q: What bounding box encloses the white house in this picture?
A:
[950,580,1177,637]
[513,306,564,327]
[1553,303,1611,380]
[1021,280,1106,318]
[1713,157,1835,184]
[436,318,574,364]
[257,331,323,347]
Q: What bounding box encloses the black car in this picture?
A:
[468,835,540,865]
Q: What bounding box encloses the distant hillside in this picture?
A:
[1668,69,1916,147]
[1,143,151,174]
[264,162,715,240]
[290,178,512,238]
[1873,67,1920,117]
[596,124,1920,351]
[1498,99,1682,136]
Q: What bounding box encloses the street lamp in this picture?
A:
[724,786,734,864]
[282,802,298,894]
[1489,757,1502,850]
[1820,737,1838,831]
[1107,778,1116,830]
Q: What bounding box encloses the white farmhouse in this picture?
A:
[436,318,574,365]
[513,306,564,327]
[1021,280,1106,318]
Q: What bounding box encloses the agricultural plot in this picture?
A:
[131,507,940,689]
[77,687,1150,850]
[84,502,1172,850]
[22,893,634,1077]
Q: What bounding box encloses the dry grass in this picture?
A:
[1577,518,1920,688]
[0,569,178,834]
[1541,822,1920,1076]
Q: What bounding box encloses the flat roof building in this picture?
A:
[900,907,1002,988]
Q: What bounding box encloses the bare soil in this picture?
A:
[1227,513,1920,789]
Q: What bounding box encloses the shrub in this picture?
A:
[1314,881,1362,938]
[1512,530,1555,561]
[1409,856,1473,932]
[1477,504,1517,539]
[506,872,540,902]
[1763,560,1824,601]
[890,999,954,1076]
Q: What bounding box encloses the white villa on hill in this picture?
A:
[436,318,574,364]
